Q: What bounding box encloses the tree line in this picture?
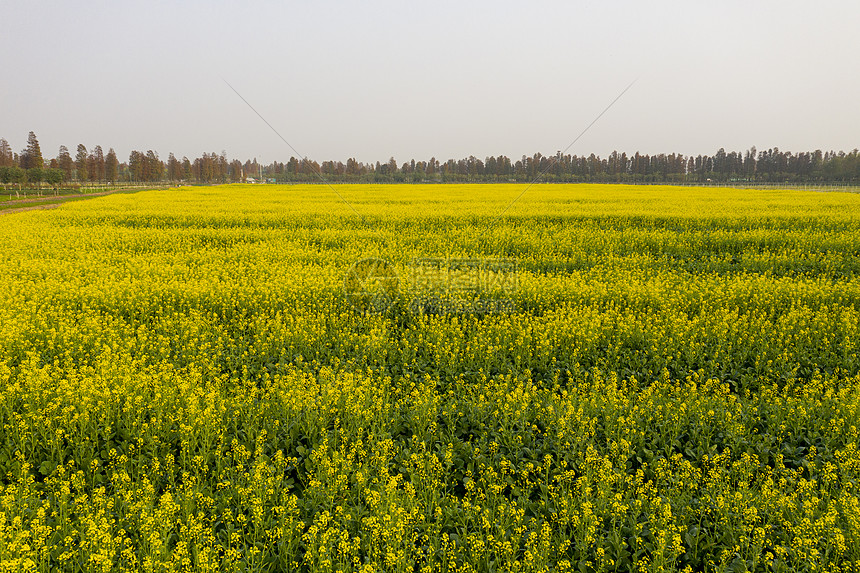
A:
[2,132,858,188]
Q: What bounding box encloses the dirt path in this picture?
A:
[2,188,138,205]
[1,187,164,216]
[0,203,64,215]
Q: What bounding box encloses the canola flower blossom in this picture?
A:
[0,183,859,572]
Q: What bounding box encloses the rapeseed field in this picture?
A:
[1,184,859,572]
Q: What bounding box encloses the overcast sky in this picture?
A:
[2,0,858,164]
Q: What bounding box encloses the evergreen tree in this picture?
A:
[75,144,88,181]
[0,138,13,167]
[182,157,192,181]
[58,145,74,180]
[105,148,118,183]
[20,131,44,170]
[143,150,162,182]
[128,151,143,181]
[91,145,105,182]
[167,153,182,181]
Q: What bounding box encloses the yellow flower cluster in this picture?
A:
[0,183,858,571]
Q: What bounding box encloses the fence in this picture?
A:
[624,181,860,193]
[3,182,172,201]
